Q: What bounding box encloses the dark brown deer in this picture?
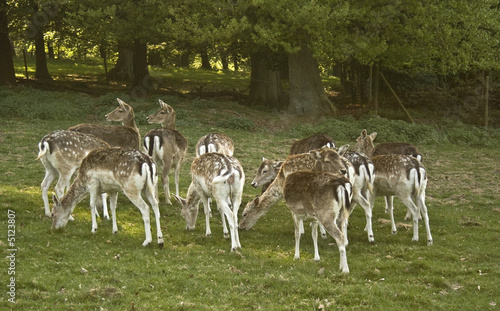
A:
[289,133,335,155]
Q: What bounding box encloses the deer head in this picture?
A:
[146,99,176,129]
[352,129,377,157]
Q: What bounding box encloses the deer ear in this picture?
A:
[158,99,167,108]
[173,194,185,206]
[338,144,349,156]
[361,129,368,138]
[117,98,126,107]
[369,132,377,140]
[52,192,60,205]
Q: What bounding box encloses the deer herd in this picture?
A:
[37,98,433,274]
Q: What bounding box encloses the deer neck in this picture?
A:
[162,118,176,130]
[61,179,88,211]
[122,112,138,129]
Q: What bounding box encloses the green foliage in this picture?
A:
[217,117,254,131]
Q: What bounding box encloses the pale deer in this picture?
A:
[250,158,284,192]
[369,154,433,245]
[239,148,347,231]
[353,129,423,220]
[144,100,188,205]
[174,153,245,251]
[51,147,164,248]
[283,170,352,273]
[195,133,234,157]
[69,98,141,150]
[37,130,109,217]
[289,133,335,155]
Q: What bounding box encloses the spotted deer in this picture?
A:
[144,100,188,205]
[239,148,347,232]
[37,130,109,217]
[51,148,164,247]
[283,170,352,273]
[69,98,141,150]
[289,133,336,155]
[174,153,245,251]
[369,154,433,245]
[353,129,423,220]
[195,133,234,157]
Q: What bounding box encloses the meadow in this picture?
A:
[1,62,500,310]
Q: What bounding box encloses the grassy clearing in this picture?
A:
[1,80,499,310]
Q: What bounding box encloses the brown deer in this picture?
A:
[369,154,433,245]
[174,153,245,251]
[51,148,164,248]
[289,133,335,155]
[144,100,188,205]
[69,98,141,150]
[239,148,347,231]
[283,170,352,273]
[353,129,423,220]
[37,130,109,217]
[195,133,234,157]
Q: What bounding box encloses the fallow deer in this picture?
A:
[37,130,109,217]
[51,147,164,248]
[289,133,335,155]
[369,154,433,245]
[353,129,423,220]
[239,148,347,231]
[144,100,188,205]
[195,133,234,157]
[174,153,245,251]
[283,170,352,273]
[69,98,141,150]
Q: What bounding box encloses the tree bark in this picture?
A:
[34,29,52,81]
[108,41,134,82]
[132,40,148,89]
[0,0,15,85]
[288,45,336,116]
[248,52,285,110]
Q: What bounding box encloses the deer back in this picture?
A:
[143,128,188,161]
[290,133,335,155]
[195,133,234,157]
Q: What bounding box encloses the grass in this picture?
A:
[1,65,500,310]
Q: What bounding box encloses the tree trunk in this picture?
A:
[0,0,16,85]
[248,53,285,110]
[288,45,336,116]
[373,62,380,115]
[34,29,51,81]
[108,41,134,82]
[200,49,211,70]
[132,40,149,89]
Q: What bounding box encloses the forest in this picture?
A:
[1,0,500,126]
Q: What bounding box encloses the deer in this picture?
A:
[69,98,141,150]
[289,133,336,155]
[368,154,433,245]
[239,147,348,234]
[283,170,352,273]
[173,153,245,251]
[51,147,164,248]
[353,129,423,220]
[37,130,109,218]
[144,100,188,205]
[195,133,234,157]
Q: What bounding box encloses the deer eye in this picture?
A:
[262,169,268,174]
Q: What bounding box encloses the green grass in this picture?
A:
[1,78,500,310]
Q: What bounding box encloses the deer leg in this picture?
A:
[101,193,110,220]
[416,193,433,246]
[293,214,302,260]
[354,190,374,243]
[109,192,119,234]
[312,221,320,261]
[174,161,181,197]
[161,168,172,205]
[145,188,164,248]
[217,200,239,251]
[201,197,212,237]
[230,192,242,249]
[89,192,99,233]
[400,196,420,242]
[386,196,397,234]
[320,220,349,274]
[40,161,57,217]
[127,195,153,247]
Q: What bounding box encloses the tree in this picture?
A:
[0,0,15,85]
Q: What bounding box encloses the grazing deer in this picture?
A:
[195,133,234,157]
[289,133,335,155]
[284,170,352,273]
[37,130,109,217]
[353,129,422,220]
[144,100,188,205]
[369,154,433,245]
[250,158,284,192]
[69,98,141,150]
[51,148,164,248]
[174,153,245,251]
[240,148,347,231]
